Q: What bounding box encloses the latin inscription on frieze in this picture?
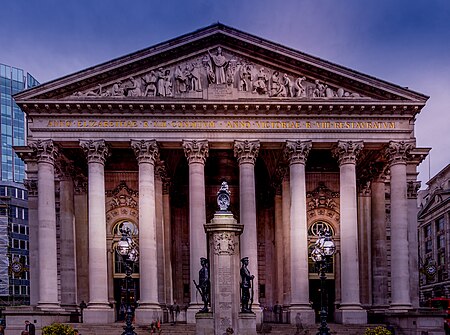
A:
[43,118,401,130]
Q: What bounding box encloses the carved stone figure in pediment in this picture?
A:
[142,71,157,97]
[252,67,269,95]
[293,76,306,97]
[189,62,203,91]
[238,64,252,91]
[123,76,142,97]
[313,80,327,98]
[157,68,173,97]
[208,47,228,84]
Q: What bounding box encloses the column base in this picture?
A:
[389,303,413,312]
[83,307,114,324]
[135,305,162,325]
[238,312,257,335]
[335,308,367,324]
[289,306,315,326]
[37,302,63,312]
[195,312,214,335]
[187,303,204,324]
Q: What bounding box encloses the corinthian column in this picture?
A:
[80,139,113,323]
[131,140,161,320]
[30,140,60,310]
[284,140,314,325]
[332,140,366,324]
[234,139,260,313]
[385,141,414,310]
[182,139,209,322]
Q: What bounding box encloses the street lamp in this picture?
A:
[115,227,139,335]
[311,228,336,335]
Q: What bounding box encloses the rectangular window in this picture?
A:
[425,240,433,253]
[425,224,432,238]
[436,217,445,232]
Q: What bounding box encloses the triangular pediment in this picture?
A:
[15,23,428,106]
[418,189,450,218]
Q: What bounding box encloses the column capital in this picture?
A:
[284,140,312,165]
[29,139,59,165]
[182,139,209,164]
[407,180,421,199]
[74,175,88,195]
[384,141,415,166]
[80,139,110,165]
[332,140,363,166]
[131,139,159,164]
[234,139,260,165]
[55,158,75,181]
[24,179,38,197]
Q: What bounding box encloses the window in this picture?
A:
[425,224,432,238]
[425,240,433,254]
[436,217,445,232]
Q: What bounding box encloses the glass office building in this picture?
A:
[0,63,39,307]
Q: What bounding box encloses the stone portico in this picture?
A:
[8,23,432,333]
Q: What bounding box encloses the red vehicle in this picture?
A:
[428,298,450,334]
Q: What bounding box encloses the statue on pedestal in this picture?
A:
[240,257,254,313]
[194,257,210,313]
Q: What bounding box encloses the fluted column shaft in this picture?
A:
[333,140,363,309]
[31,140,60,310]
[234,140,260,309]
[131,140,160,308]
[385,141,413,309]
[284,140,311,312]
[80,139,110,309]
[183,139,209,315]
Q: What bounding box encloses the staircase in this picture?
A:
[66,322,376,335]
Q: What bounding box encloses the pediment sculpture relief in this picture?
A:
[72,47,363,100]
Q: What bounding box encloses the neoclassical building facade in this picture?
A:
[12,24,429,326]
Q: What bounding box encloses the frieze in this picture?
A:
[71,47,364,100]
[41,117,401,131]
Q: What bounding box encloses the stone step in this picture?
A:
[66,322,381,335]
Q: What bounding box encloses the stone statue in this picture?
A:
[313,79,327,97]
[240,257,254,313]
[142,71,158,97]
[194,257,210,312]
[175,65,188,93]
[217,181,231,211]
[187,62,203,92]
[293,76,306,97]
[252,67,268,95]
[208,47,228,84]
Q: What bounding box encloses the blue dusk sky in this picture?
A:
[1,0,449,186]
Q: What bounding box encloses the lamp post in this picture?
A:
[311,228,336,335]
[115,227,139,335]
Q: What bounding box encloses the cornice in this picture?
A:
[18,100,423,117]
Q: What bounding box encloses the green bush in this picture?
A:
[364,326,392,335]
[42,323,76,335]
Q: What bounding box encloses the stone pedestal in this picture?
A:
[195,312,214,335]
[334,308,367,324]
[204,211,253,335]
[238,313,257,335]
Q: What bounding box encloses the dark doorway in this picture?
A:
[309,279,335,322]
[114,278,140,321]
